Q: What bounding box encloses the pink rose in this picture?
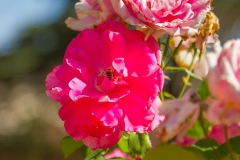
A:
[208,39,240,106]
[45,20,164,150]
[65,0,118,31]
[104,149,132,159]
[209,124,240,145]
[104,149,142,160]
[120,0,211,36]
[204,99,240,125]
[158,92,200,142]
[174,136,197,146]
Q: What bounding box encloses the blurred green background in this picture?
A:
[0,0,240,159]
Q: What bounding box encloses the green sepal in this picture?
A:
[128,133,151,158]
[118,132,130,154]
[198,78,210,100]
[84,148,107,160]
[60,136,84,159]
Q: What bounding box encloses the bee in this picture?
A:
[105,68,115,80]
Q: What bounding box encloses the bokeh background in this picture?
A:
[0,0,240,159]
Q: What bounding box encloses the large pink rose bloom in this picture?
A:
[208,39,240,107]
[119,0,210,36]
[46,21,164,150]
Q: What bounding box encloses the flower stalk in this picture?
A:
[163,39,183,70]
[178,43,197,99]
[199,109,222,160]
[224,125,236,160]
[162,35,171,61]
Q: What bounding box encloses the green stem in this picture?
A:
[90,149,108,160]
[199,109,222,160]
[160,91,164,102]
[224,125,236,160]
[163,40,183,70]
[162,35,170,60]
[177,44,197,99]
[172,40,183,57]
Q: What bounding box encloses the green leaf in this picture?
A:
[60,136,84,159]
[194,136,240,160]
[118,134,130,154]
[222,154,240,160]
[217,136,240,158]
[194,138,219,150]
[128,133,151,158]
[163,91,175,99]
[229,136,240,154]
[193,138,219,160]
[197,79,210,100]
[165,66,203,81]
[201,150,216,160]
[143,144,207,160]
[186,120,211,139]
[217,144,230,158]
[84,148,106,160]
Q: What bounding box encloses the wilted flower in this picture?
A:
[45,21,164,150]
[200,12,220,37]
[197,12,220,50]
[158,92,200,142]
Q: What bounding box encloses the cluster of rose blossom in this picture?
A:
[45,0,240,159]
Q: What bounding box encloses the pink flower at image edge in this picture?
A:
[207,39,240,125]
[209,124,240,145]
[45,20,164,150]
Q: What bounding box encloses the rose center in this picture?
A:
[95,67,118,92]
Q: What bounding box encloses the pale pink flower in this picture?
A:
[171,36,204,77]
[204,99,240,125]
[205,39,240,125]
[104,149,134,159]
[45,21,164,150]
[174,136,197,146]
[209,124,240,145]
[205,39,222,69]
[65,0,118,31]
[194,37,222,77]
[158,92,200,142]
[170,36,196,50]
[208,39,240,105]
[119,0,211,36]
[171,36,221,78]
